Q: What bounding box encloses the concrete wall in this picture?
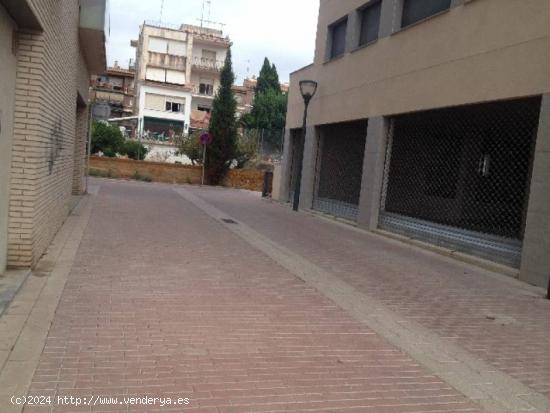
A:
[520,94,550,287]
[287,0,550,128]
[0,5,17,273]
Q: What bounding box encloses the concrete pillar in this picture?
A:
[357,117,390,231]
[277,129,293,203]
[345,10,360,52]
[298,126,318,211]
[520,94,550,288]
[379,0,402,38]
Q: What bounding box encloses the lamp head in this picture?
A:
[299,80,318,104]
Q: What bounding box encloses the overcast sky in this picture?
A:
[107,0,319,83]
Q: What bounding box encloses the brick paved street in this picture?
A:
[18,179,487,413]
[189,186,550,399]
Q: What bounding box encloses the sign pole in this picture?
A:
[201,143,207,186]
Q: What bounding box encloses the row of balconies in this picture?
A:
[146,54,224,73]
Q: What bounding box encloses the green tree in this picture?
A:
[175,131,204,165]
[249,89,287,130]
[256,58,281,95]
[121,140,148,161]
[206,48,238,184]
[91,121,124,157]
[244,58,287,131]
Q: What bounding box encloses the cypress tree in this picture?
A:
[206,48,237,185]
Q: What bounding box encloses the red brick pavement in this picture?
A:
[190,186,550,398]
[24,180,483,412]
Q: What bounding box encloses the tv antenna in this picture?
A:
[160,0,165,22]
[198,0,226,31]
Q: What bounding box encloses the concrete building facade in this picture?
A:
[91,64,136,120]
[0,0,107,272]
[279,0,550,288]
[132,22,230,139]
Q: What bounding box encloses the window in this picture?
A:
[199,78,214,96]
[329,18,347,59]
[145,93,185,113]
[202,50,216,61]
[144,93,166,111]
[197,105,211,113]
[166,101,184,113]
[166,70,185,85]
[149,37,186,56]
[401,0,451,28]
[359,1,381,46]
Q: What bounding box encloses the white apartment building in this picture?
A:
[132,22,230,140]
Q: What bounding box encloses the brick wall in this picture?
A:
[89,157,265,191]
[8,1,83,267]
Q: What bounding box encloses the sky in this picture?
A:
[107,0,320,84]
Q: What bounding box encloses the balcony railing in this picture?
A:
[192,57,224,72]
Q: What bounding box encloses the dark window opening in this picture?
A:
[329,18,347,59]
[359,1,381,46]
[199,83,214,96]
[197,106,211,113]
[401,0,451,28]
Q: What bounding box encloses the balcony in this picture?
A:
[148,52,186,71]
[79,0,109,74]
[192,57,224,73]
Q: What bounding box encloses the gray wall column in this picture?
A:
[379,0,402,38]
[357,117,390,231]
[520,94,550,288]
[277,129,292,203]
[345,10,360,52]
[298,126,318,211]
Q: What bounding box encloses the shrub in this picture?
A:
[92,121,124,157]
[122,140,148,161]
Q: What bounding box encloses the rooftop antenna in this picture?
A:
[198,0,225,31]
[160,0,165,22]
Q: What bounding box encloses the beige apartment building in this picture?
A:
[0,0,107,273]
[91,63,136,120]
[132,22,230,139]
[278,0,550,288]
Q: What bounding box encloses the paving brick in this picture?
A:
[190,185,550,401]
[21,180,483,412]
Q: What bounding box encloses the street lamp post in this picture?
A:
[293,80,318,212]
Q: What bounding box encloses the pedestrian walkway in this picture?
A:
[189,186,550,398]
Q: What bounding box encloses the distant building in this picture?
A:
[232,77,290,118]
[91,63,135,119]
[131,21,231,140]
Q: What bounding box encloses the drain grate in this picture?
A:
[221,218,238,225]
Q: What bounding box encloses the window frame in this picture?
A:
[327,16,348,61]
[358,0,382,48]
[400,0,452,30]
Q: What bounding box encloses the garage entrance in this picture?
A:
[379,97,541,267]
[313,120,367,221]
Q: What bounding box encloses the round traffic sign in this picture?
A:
[200,132,213,145]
